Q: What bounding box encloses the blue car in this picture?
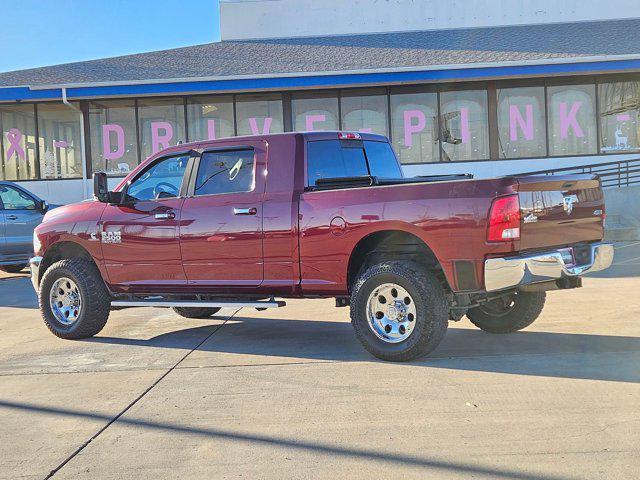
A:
[0,181,54,273]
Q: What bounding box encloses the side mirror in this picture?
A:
[93,172,109,203]
[37,200,49,213]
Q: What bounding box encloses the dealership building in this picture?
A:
[1,0,640,210]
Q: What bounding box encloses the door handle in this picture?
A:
[6,214,18,220]
[233,207,257,216]
[154,211,175,220]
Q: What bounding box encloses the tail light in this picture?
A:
[487,195,520,242]
[338,132,361,140]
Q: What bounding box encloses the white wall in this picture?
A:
[15,177,121,205]
[220,0,640,40]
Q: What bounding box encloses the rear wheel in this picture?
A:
[350,261,448,362]
[39,259,111,339]
[0,263,27,273]
[172,307,221,319]
[466,290,546,333]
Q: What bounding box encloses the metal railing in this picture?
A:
[521,158,640,188]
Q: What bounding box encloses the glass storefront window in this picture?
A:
[497,87,546,158]
[187,95,234,141]
[340,90,388,135]
[292,92,339,132]
[88,100,138,176]
[1,104,38,180]
[235,94,284,136]
[137,98,186,161]
[390,91,439,164]
[439,89,489,162]
[547,85,597,156]
[599,82,640,154]
[37,103,83,179]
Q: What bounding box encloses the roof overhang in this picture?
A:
[2,54,640,103]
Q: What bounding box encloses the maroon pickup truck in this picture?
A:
[30,131,614,361]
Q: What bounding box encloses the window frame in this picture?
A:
[121,150,196,202]
[189,146,257,198]
[304,138,399,188]
[0,183,38,210]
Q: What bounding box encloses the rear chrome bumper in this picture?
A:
[484,243,614,292]
[29,256,43,291]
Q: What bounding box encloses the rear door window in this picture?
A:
[194,149,255,196]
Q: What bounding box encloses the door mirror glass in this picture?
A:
[93,172,109,203]
[37,200,49,212]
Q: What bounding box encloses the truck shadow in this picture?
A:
[89,315,640,383]
[0,276,38,308]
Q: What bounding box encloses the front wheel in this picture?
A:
[39,259,111,339]
[466,291,546,333]
[172,307,221,319]
[350,261,448,362]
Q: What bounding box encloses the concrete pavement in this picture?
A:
[1,243,639,479]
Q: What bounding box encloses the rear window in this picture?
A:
[364,141,403,179]
[306,140,402,186]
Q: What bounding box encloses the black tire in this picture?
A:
[466,291,546,334]
[39,258,111,339]
[172,307,221,319]
[350,261,448,362]
[0,263,27,273]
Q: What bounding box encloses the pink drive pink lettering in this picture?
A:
[102,124,125,160]
[509,104,534,141]
[403,110,426,147]
[248,117,272,135]
[151,121,173,154]
[559,102,584,139]
[460,107,470,144]
[5,128,25,160]
[617,113,631,122]
[53,140,68,148]
[207,119,216,140]
[305,114,326,131]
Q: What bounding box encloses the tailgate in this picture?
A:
[516,174,605,251]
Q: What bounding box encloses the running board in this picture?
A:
[110,299,286,309]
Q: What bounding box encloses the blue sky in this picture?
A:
[0,0,220,73]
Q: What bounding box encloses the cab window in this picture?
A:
[0,185,36,210]
[126,155,190,201]
[306,140,402,187]
[194,149,255,196]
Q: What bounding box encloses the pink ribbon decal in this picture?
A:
[5,128,26,160]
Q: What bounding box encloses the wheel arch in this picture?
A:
[346,228,452,293]
[39,241,105,287]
